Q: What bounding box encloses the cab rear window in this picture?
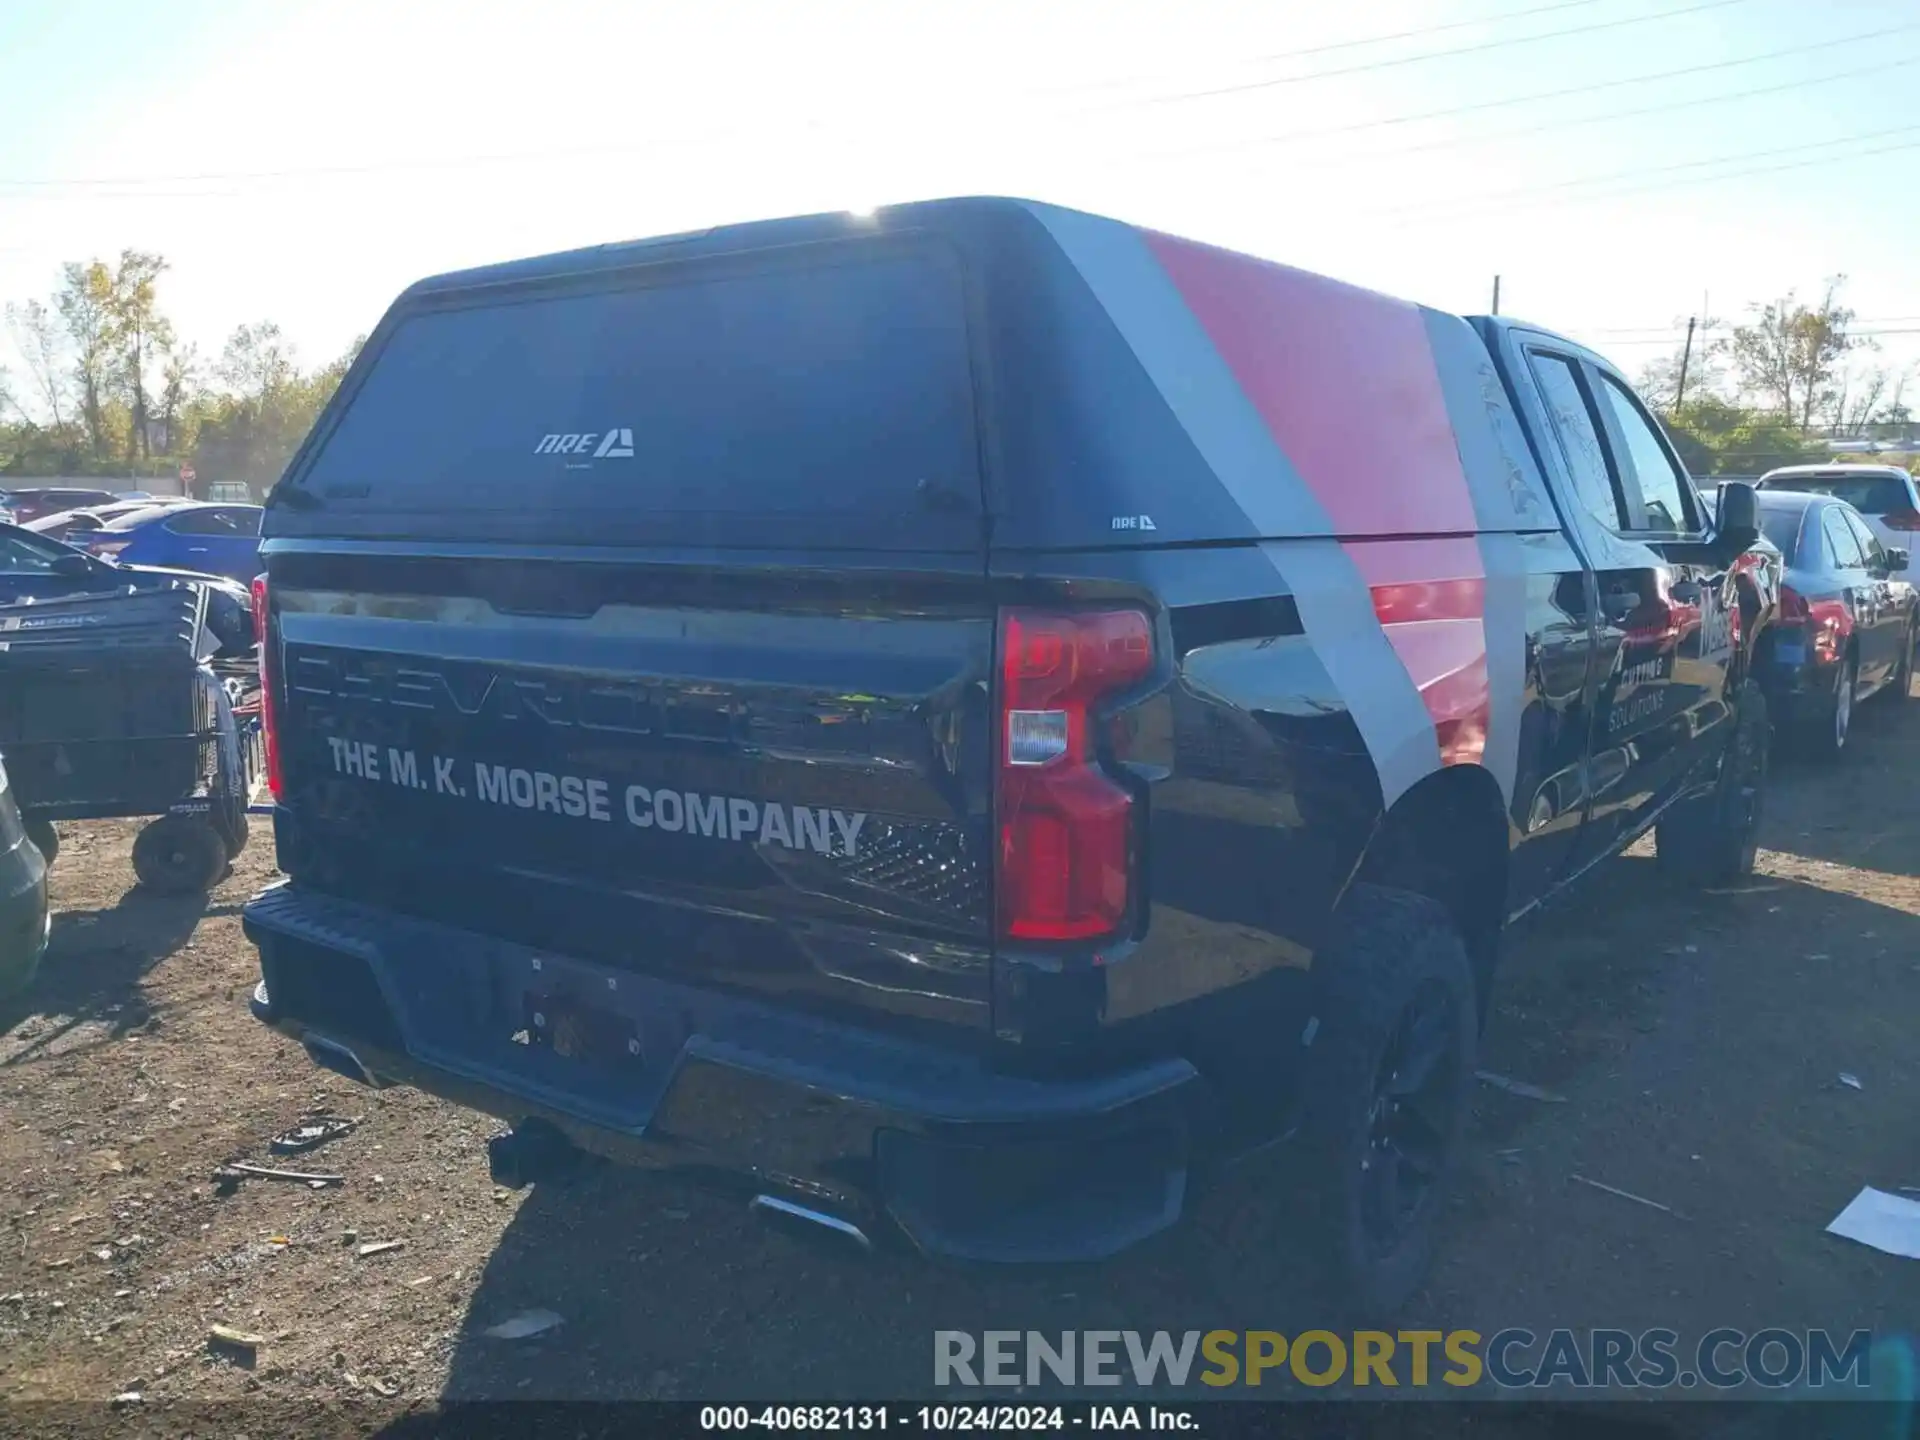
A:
[285,243,982,548]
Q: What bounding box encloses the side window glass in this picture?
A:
[1595,374,1694,533]
[0,536,57,573]
[1823,510,1864,570]
[1845,511,1885,570]
[1528,353,1626,532]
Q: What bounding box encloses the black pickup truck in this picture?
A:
[244,198,1775,1310]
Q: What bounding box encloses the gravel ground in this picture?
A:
[2,692,1917,1419]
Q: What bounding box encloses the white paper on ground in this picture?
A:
[1826,1187,1920,1259]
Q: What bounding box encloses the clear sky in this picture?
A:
[2,0,1917,403]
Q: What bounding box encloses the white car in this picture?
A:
[1757,463,1920,560]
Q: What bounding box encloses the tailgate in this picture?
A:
[264,233,998,1041]
[271,562,995,1037]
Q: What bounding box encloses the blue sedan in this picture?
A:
[81,502,263,582]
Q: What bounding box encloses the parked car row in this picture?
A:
[1753,466,1918,757]
[24,495,195,540]
[0,486,126,524]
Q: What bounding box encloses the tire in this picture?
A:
[1656,681,1769,887]
[131,816,228,895]
[1293,883,1477,1317]
[217,810,249,861]
[23,818,57,867]
[1806,652,1857,759]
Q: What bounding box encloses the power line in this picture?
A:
[0,0,1688,193]
[1033,0,1626,100]
[1131,23,1919,163]
[1257,53,1920,172]
[0,2,1772,192]
[1600,327,1920,345]
[1115,0,1756,109]
[1372,124,1920,219]
[0,10,1896,198]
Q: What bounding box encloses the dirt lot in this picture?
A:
[2,695,1917,1411]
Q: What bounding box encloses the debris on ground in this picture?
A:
[356,1240,406,1259]
[1826,1188,1920,1260]
[482,1308,563,1341]
[1839,1072,1864,1091]
[1571,1174,1679,1217]
[1476,1071,1568,1103]
[268,1117,360,1155]
[212,1161,345,1194]
[208,1324,266,1355]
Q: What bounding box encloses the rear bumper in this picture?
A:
[243,883,1203,1263]
[1756,641,1840,729]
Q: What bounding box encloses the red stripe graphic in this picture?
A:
[1141,232,1477,538]
[1349,537,1491,768]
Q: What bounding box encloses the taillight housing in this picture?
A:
[995,608,1154,944]
[1777,584,1810,623]
[251,574,283,799]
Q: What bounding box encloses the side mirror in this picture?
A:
[1888,547,1910,574]
[1713,481,1759,559]
[49,552,95,578]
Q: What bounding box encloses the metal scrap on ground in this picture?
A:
[1572,1174,1679,1217]
[213,1161,344,1193]
[1476,1070,1568,1103]
[268,1117,359,1155]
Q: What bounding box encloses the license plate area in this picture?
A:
[509,953,650,1076]
[521,991,643,1072]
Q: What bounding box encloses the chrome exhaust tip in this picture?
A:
[749,1193,873,1253]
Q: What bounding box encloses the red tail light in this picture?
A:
[250,574,283,799]
[1778,585,1810,623]
[995,608,1154,943]
[1880,508,1920,531]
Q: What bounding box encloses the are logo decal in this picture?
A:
[534,428,634,458]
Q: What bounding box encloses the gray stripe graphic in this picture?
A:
[1025,204,1331,541]
[1029,203,1442,808]
[1420,308,1558,536]
[1472,531,1528,808]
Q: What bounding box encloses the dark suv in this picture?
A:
[244,198,1773,1309]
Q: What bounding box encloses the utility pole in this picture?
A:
[1491,275,1501,315]
[1673,316,1697,414]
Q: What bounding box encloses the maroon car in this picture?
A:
[0,487,122,525]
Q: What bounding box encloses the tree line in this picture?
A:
[1634,278,1916,477]
[4,251,1914,496]
[0,250,362,497]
